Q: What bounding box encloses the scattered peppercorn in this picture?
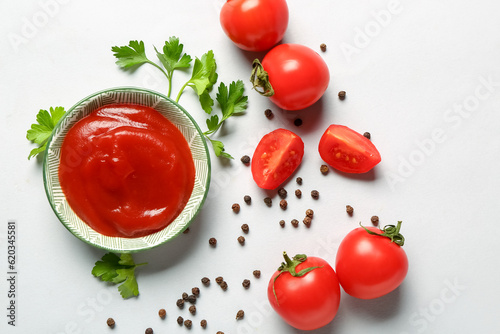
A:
[291,219,299,228]
[232,203,240,213]
[264,108,273,119]
[278,187,287,198]
[145,328,153,334]
[192,287,200,296]
[338,91,346,100]
[253,270,261,278]
[295,189,302,198]
[363,132,371,140]
[371,215,379,226]
[209,237,217,247]
[306,209,314,218]
[201,319,207,328]
[244,195,251,204]
[182,292,189,300]
[346,205,354,215]
[201,277,210,286]
[296,177,303,185]
[311,190,320,199]
[238,236,246,245]
[220,281,228,291]
[106,318,115,328]
[241,155,251,164]
[184,319,192,328]
[320,43,327,52]
[294,118,303,127]
[187,294,197,304]
[189,305,196,315]
[176,299,184,309]
[183,227,190,234]
[215,276,224,285]
[242,279,251,289]
[158,308,166,319]
[279,199,288,210]
[264,197,272,207]
[216,332,225,334]
[303,216,312,227]
[241,224,249,234]
[236,310,245,320]
[177,316,184,325]
[279,219,285,228]
[320,164,329,175]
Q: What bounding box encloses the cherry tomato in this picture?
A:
[251,43,330,110]
[220,0,289,52]
[335,222,409,299]
[268,252,341,330]
[251,128,304,189]
[318,124,381,173]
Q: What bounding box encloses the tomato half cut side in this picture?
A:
[318,124,381,173]
[251,129,304,190]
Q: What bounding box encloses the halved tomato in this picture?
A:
[318,125,381,173]
[251,129,304,189]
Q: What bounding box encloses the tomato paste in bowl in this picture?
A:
[43,87,211,252]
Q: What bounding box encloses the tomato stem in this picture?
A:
[250,59,274,97]
[272,252,322,306]
[360,221,405,246]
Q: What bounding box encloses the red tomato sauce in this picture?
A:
[58,104,195,238]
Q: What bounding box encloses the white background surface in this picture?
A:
[2,0,500,333]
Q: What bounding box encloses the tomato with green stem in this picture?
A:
[251,128,304,189]
[268,252,341,330]
[318,124,381,173]
[220,0,289,52]
[251,43,330,110]
[335,221,409,299]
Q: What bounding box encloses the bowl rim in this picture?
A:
[42,86,211,253]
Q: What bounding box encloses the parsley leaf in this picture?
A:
[111,40,150,69]
[26,106,66,159]
[92,252,147,299]
[154,37,192,97]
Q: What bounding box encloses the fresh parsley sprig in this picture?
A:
[112,37,247,158]
[26,106,66,159]
[92,252,147,299]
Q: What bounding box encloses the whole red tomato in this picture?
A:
[251,43,330,110]
[318,124,381,173]
[251,128,304,189]
[268,252,341,330]
[335,222,408,299]
[220,0,289,52]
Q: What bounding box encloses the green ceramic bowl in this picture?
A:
[43,87,211,253]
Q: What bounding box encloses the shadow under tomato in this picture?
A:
[330,165,378,182]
